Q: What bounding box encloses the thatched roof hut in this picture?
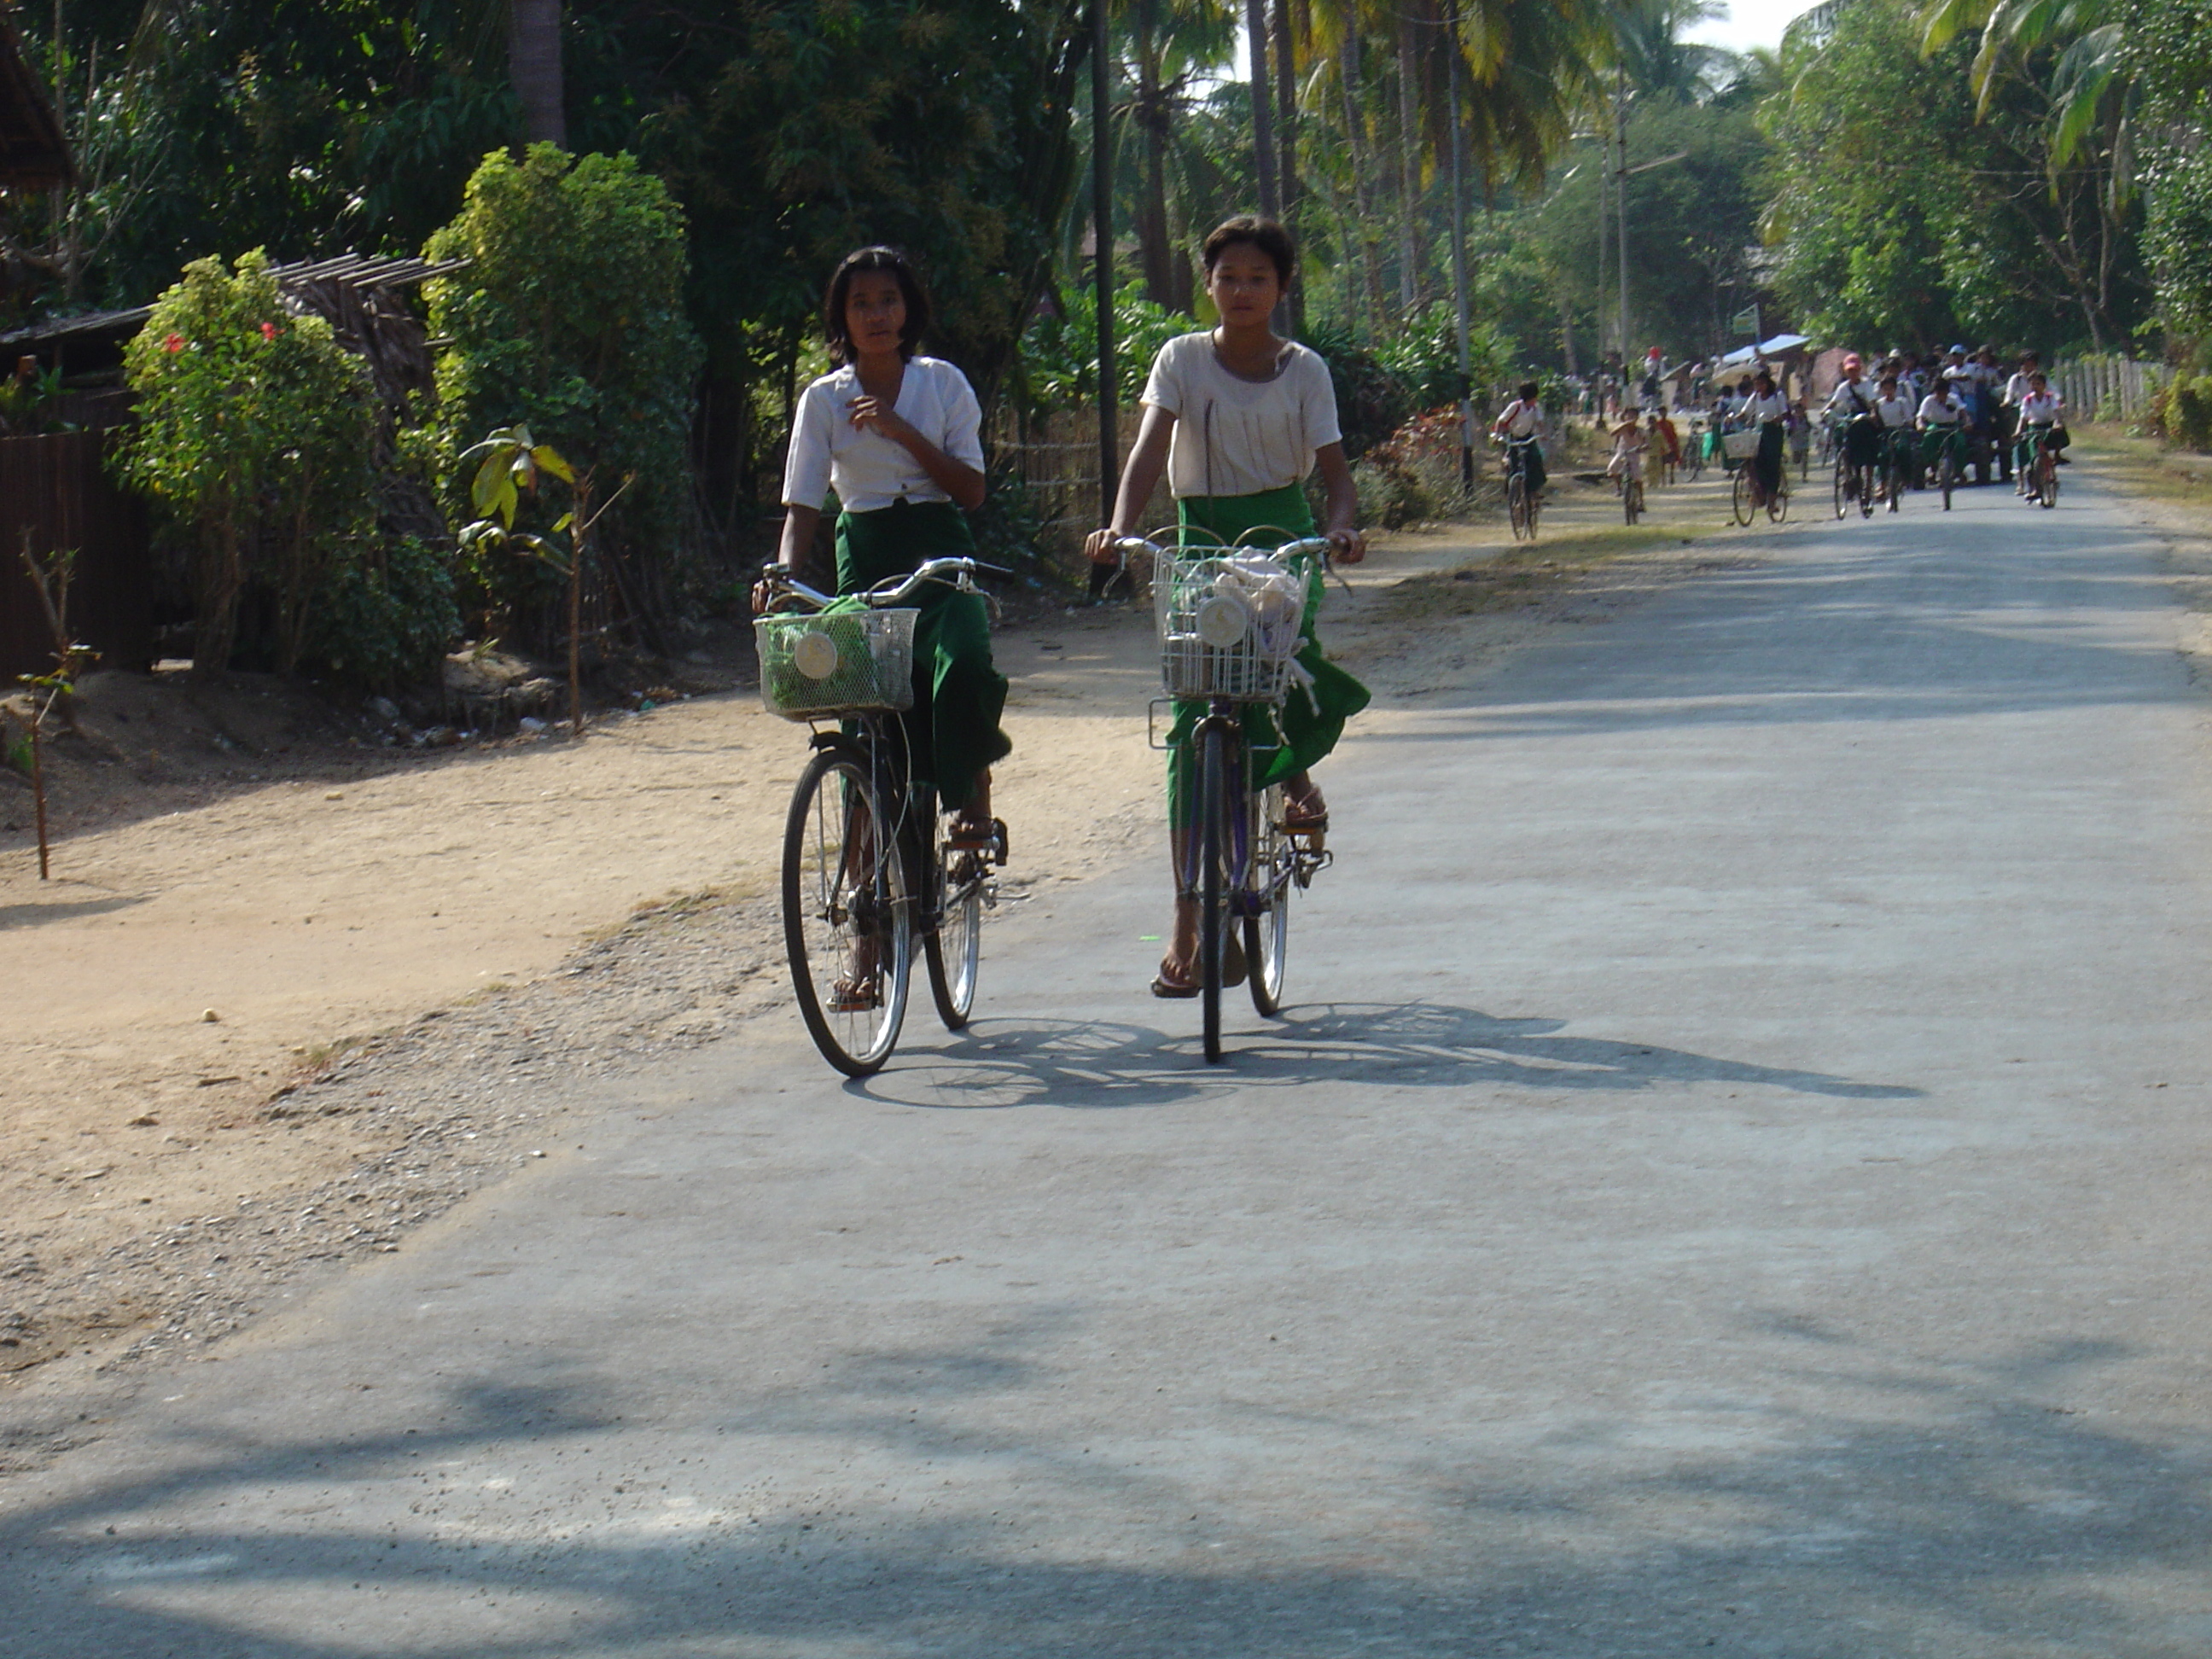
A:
[0,12,70,191]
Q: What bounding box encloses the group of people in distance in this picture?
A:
[761,215,1369,1003]
[1825,346,2067,501]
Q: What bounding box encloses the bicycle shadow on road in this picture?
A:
[852,999,1921,1113]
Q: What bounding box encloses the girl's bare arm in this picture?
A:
[1313,441,1365,563]
[1083,404,1176,562]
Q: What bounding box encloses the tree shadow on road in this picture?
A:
[850,1000,1921,1112]
[3,1317,2207,1657]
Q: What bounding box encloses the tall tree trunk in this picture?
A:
[1135,2,1178,308]
[1394,9,1420,311]
[1337,29,1385,341]
[1245,0,1279,219]
[509,0,566,148]
[1272,0,1303,334]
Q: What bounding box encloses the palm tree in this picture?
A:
[509,0,565,147]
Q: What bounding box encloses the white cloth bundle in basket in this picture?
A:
[1156,545,1313,704]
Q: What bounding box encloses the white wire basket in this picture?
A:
[1155,544,1315,703]
[755,608,917,720]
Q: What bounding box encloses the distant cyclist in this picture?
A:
[1740,368,1790,511]
[1871,371,1918,495]
[1492,381,1549,496]
[2013,373,2066,497]
[1824,353,1881,480]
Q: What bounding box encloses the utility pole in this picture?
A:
[1447,24,1474,489]
[1092,0,1116,529]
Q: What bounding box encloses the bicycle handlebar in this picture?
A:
[758,555,1008,614]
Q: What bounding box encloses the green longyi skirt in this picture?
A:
[1164,482,1371,824]
[835,498,1010,812]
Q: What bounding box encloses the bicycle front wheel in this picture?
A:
[783,748,912,1077]
[1832,457,1849,521]
[924,838,985,1029]
[1198,722,1235,1063]
[2040,452,2059,508]
[1507,474,1530,541]
[1246,785,1289,1017]
[1732,469,1754,527]
[1941,448,1956,511]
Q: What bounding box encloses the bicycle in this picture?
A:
[1622,467,1645,525]
[1732,445,1790,525]
[1879,425,1913,514]
[1501,435,1542,542]
[1679,417,1706,482]
[2021,422,2060,509]
[754,556,1010,1077]
[1924,425,1967,512]
[1126,530,1335,1063]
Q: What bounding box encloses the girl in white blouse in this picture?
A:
[1083,216,1371,998]
[768,246,1010,847]
[2012,373,2066,492]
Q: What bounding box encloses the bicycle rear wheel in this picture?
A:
[1246,785,1289,1017]
[924,835,987,1029]
[783,748,911,1077]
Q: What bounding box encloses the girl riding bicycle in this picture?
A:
[765,246,1011,848]
[1492,380,1549,495]
[1740,369,1790,510]
[1084,215,1370,998]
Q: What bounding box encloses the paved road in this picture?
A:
[11,473,2212,1656]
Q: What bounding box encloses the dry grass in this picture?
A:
[1375,522,1702,624]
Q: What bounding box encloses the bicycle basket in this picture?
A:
[1155,544,1314,703]
[1720,429,1762,461]
[754,608,917,720]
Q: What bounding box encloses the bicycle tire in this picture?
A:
[2040,452,2059,509]
[1769,474,1790,522]
[1624,478,1642,526]
[923,837,985,1030]
[783,747,911,1078]
[1507,474,1529,541]
[1941,448,1955,511]
[1732,469,1753,527]
[1246,784,1289,1017]
[1858,463,1876,519]
[1198,722,1234,1063]
[1832,457,1849,521]
[1526,484,1541,540]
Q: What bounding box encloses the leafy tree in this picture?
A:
[1764,0,2144,351]
[424,145,701,640]
[116,249,375,678]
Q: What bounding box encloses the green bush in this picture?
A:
[117,250,376,678]
[2160,371,2212,450]
[1018,282,1198,410]
[1301,319,1412,463]
[425,146,702,638]
[305,536,461,690]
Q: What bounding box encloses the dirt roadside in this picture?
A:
[0,469,1784,1463]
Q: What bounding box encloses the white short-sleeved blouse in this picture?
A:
[1140,332,1342,499]
[781,356,983,515]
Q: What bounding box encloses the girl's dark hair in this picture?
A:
[1755,368,1775,388]
[1516,380,1540,401]
[1201,215,1296,284]
[823,246,932,364]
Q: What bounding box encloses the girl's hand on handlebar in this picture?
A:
[1327,527,1366,565]
[1082,527,1125,566]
